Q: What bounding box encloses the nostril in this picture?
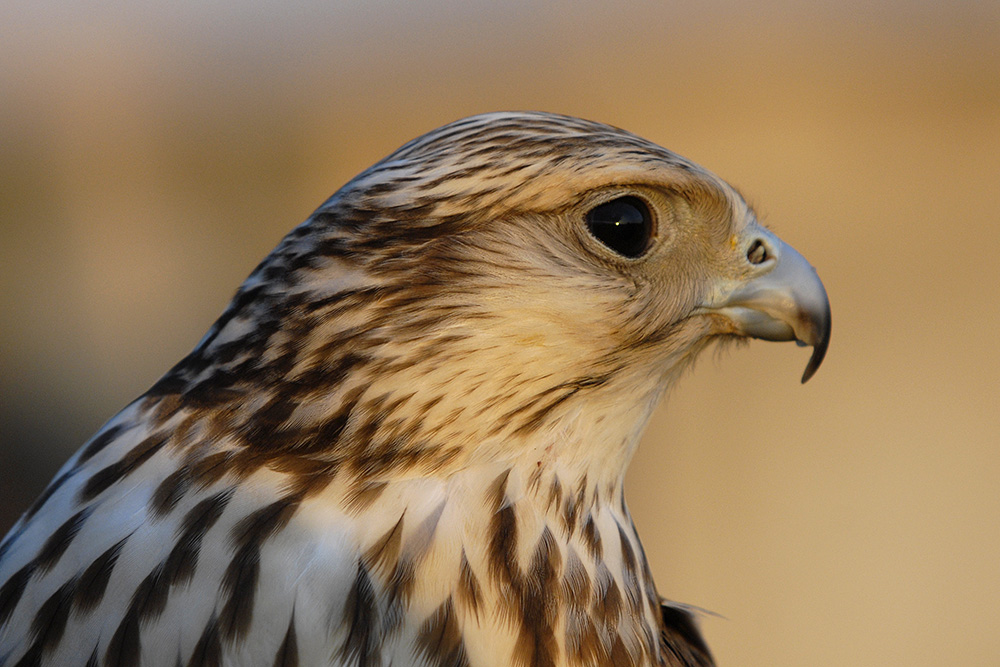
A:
[747,239,769,265]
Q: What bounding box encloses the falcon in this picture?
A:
[0,112,830,667]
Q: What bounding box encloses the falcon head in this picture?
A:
[0,112,830,667]
[167,111,830,486]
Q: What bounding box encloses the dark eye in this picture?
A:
[585,196,654,258]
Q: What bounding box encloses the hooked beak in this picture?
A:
[700,235,831,383]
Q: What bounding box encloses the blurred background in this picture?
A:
[1,1,998,664]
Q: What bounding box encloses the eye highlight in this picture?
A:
[585,196,654,258]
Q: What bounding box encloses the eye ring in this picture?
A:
[585,196,654,258]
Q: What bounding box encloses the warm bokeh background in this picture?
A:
[2,1,998,665]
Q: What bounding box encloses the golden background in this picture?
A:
[1,2,998,665]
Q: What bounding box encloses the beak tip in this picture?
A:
[800,364,818,384]
[799,308,831,384]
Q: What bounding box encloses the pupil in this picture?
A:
[586,196,651,258]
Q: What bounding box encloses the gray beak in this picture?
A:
[704,235,831,383]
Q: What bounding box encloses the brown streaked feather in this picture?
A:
[455,550,482,619]
[660,602,715,667]
[161,489,234,589]
[219,496,302,643]
[415,598,470,667]
[0,564,34,627]
[73,536,128,613]
[34,507,92,574]
[186,615,223,667]
[272,614,299,667]
[80,434,168,503]
[338,563,380,666]
[23,576,77,661]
